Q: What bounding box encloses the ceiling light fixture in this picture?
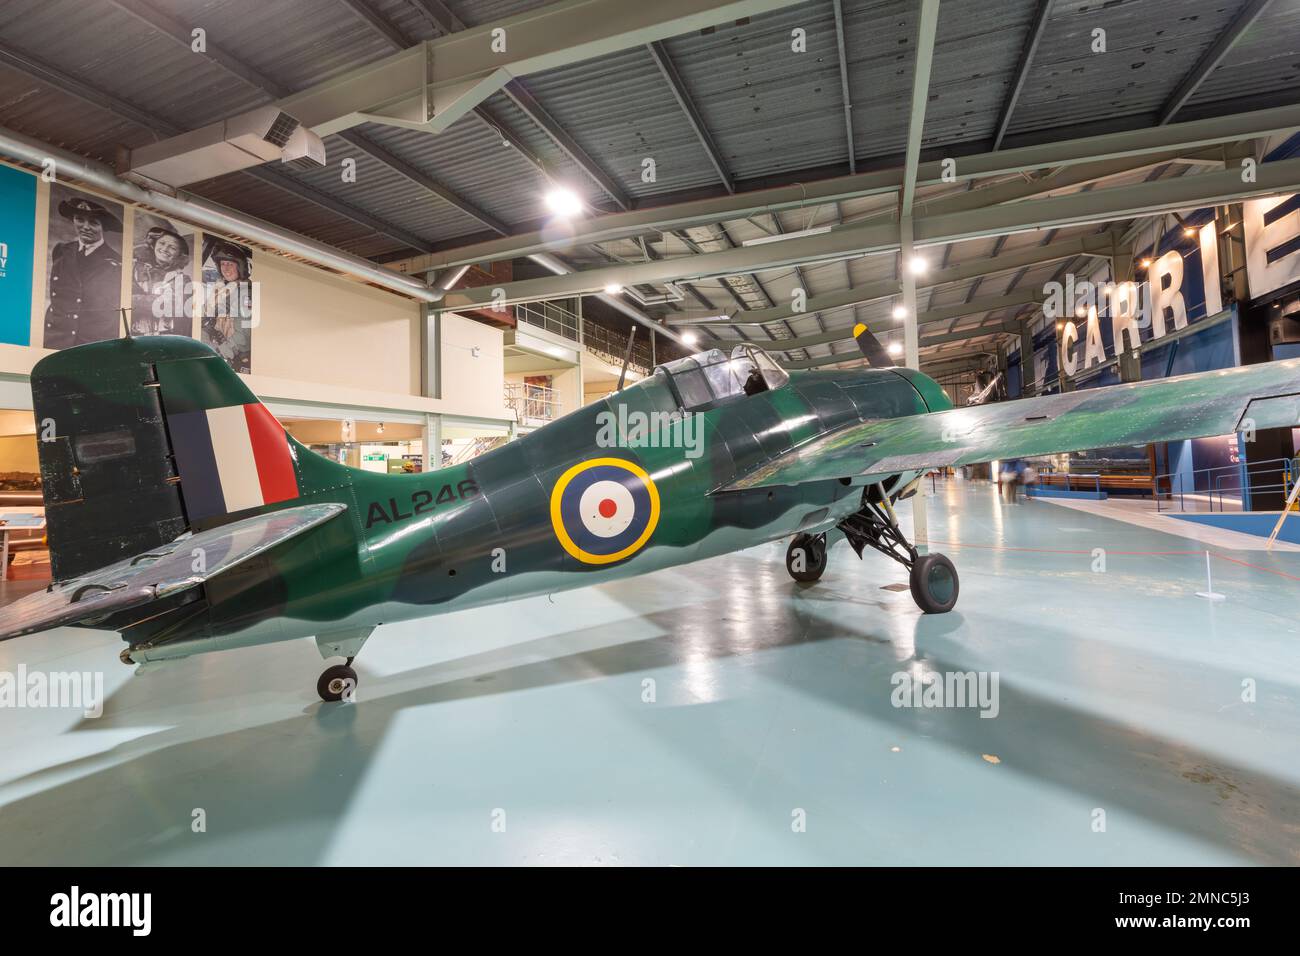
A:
[544,187,583,218]
[741,225,832,247]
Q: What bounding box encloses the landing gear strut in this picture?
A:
[314,626,374,702]
[837,491,959,614]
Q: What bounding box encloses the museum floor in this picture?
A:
[2,478,1298,866]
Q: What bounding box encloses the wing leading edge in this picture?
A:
[0,502,346,642]
[721,357,1300,491]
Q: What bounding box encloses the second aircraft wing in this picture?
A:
[720,357,1300,491]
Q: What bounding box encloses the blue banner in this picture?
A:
[0,164,36,346]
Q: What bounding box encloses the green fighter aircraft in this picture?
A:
[3,326,1300,701]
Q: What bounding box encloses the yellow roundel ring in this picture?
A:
[550,457,661,565]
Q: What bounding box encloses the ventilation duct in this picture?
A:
[124,106,325,189]
[0,124,432,301]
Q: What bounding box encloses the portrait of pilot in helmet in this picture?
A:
[200,235,254,373]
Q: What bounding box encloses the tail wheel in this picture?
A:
[909,553,959,613]
[317,663,358,702]
[786,533,828,583]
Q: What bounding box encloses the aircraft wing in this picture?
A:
[0,502,345,641]
[721,357,1300,491]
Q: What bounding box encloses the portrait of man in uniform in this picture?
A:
[130,212,193,336]
[200,234,253,373]
[43,186,124,350]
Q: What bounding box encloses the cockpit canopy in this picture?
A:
[654,345,790,411]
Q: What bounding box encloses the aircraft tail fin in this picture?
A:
[32,335,345,582]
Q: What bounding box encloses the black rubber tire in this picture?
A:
[786,533,828,583]
[909,553,959,614]
[317,663,358,703]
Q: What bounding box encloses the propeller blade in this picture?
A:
[853,322,894,367]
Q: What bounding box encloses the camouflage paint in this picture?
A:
[727,358,1300,490]
[28,337,935,663]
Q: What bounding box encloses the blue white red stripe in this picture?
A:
[168,403,299,520]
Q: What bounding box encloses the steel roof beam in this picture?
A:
[919,320,1021,348]
[132,0,517,235]
[245,167,436,252]
[831,0,856,173]
[646,40,734,193]
[352,1,635,216]
[437,156,1300,307]
[0,123,438,297]
[338,0,412,49]
[991,0,1052,150]
[275,0,804,136]
[107,0,290,95]
[499,81,634,209]
[658,232,1115,326]
[1158,0,1275,125]
[388,102,1300,271]
[0,34,435,254]
[901,0,940,217]
[707,289,1044,352]
[334,129,509,235]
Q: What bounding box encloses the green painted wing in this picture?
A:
[722,357,1300,491]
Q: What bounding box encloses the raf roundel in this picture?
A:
[550,458,661,565]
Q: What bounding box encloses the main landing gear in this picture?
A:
[314,626,374,702]
[317,661,358,703]
[785,488,960,614]
[786,533,828,582]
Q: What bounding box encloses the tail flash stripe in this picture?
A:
[167,410,226,520]
[208,404,263,514]
[244,403,299,504]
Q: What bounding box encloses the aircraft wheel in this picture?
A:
[786,533,827,583]
[317,663,358,703]
[910,553,959,614]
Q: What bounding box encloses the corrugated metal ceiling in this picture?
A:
[0,0,1292,365]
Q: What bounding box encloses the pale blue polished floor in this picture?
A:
[2,479,1298,865]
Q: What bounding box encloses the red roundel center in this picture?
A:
[598,498,618,519]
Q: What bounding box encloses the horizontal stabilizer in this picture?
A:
[721,357,1300,491]
[0,502,345,642]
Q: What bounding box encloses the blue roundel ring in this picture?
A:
[549,458,661,565]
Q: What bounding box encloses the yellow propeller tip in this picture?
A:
[853,323,868,337]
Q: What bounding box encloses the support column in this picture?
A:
[1018,321,1036,396]
[900,218,920,368]
[423,413,441,473]
[420,303,442,400]
[1220,179,1295,507]
[900,216,927,546]
[1112,238,1142,383]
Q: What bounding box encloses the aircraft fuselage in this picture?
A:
[127,365,949,661]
